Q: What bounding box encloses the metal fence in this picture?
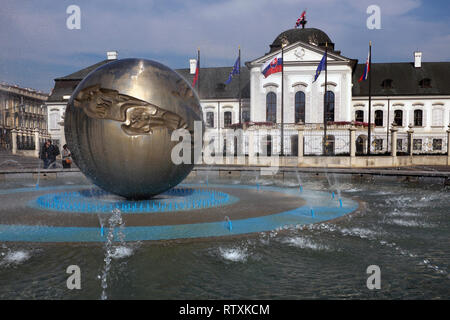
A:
[303,130,350,156]
[412,134,448,155]
[204,124,449,158]
[17,135,35,150]
[396,132,409,155]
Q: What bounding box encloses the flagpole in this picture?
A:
[367,41,372,155]
[281,45,284,157]
[324,43,328,155]
[238,46,242,125]
[197,48,200,97]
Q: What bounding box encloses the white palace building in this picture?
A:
[47,27,450,162]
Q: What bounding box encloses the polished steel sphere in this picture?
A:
[65,59,203,199]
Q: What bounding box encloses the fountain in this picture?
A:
[0,168,448,299]
[0,59,447,300]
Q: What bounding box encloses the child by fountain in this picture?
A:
[62,144,72,169]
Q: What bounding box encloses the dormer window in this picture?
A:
[419,78,432,88]
[381,79,393,89]
[216,83,226,91]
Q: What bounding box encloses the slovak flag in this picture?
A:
[261,53,283,78]
[192,59,199,86]
[359,50,370,82]
[295,10,306,28]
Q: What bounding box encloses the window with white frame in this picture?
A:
[432,108,443,126]
[224,111,232,127]
[49,113,59,130]
[206,111,214,128]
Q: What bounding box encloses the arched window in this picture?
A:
[419,78,432,88]
[375,110,383,126]
[414,109,423,126]
[394,110,403,126]
[355,110,364,122]
[266,92,277,123]
[224,111,232,127]
[295,91,305,123]
[206,111,214,128]
[324,91,334,122]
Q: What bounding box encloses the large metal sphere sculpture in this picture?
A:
[65,59,203,199]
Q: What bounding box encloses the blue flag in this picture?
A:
[225,56,240,84]
[313,51,327,82]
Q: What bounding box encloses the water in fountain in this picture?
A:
[254,170,260,190]
[0,160,24,169]
[295,169,303,192]
[35,156,42,189]
[224,216,232,231]
[97,214,105,237]
[100,208,125,300]
[47,160,63,169]
[325,172,342,206]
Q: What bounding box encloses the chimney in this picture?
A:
[107,51,118,60]
[190,59,197,74]
[414,51,422,68]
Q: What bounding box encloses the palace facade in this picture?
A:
[0,82,49,154]
[47,28,450,157]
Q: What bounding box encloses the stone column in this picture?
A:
[17,129,23,153]
[349,126,357,167]
[248,130,255,165]
[407,124,414,157]
[11,129,17,155]
[34,129,40,158]
[297,126,304,165]
[349,126,357,158]
[391,126,398,166]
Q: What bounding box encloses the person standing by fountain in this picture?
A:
[62,144,72,169]
[40,139,59,169]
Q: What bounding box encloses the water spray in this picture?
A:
[224,216,232,231]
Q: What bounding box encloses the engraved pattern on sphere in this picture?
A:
[74,84,188,135]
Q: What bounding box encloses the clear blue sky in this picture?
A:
[1,0,449,92]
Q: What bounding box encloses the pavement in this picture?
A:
[0,149,449,178]
[0,150,41,169]
[0,150,77,171]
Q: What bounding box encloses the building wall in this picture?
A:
[249,48,354,125]
[0,84,48,151]
[201,99,250,129]
[352,96,450,153]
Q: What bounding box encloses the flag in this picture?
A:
[261,53,283,78]
[225,56,240,84]
[358,49,370,82]
[295,10,306,28]
[192,58,199,86]
[313,51,327,82]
